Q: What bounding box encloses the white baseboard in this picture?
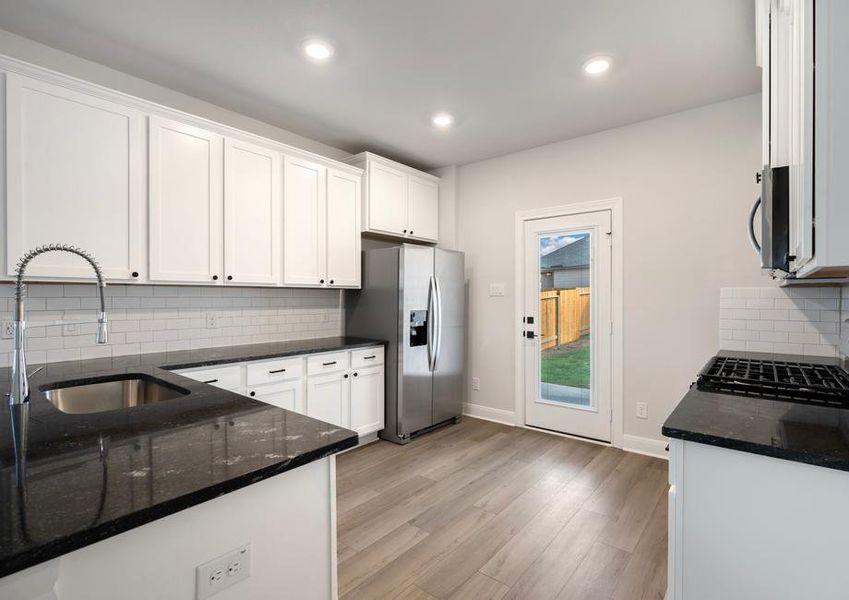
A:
[623,434,669,460]
[462,402,517,426]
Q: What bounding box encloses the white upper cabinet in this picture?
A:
[367,161,408,235]
[326,168,361,288]
[346,152,439,243]
[283,156,327,287]
[407,175,439,241]
[224,138,281,286]
[148,116,223,283]
[1,59,361,288]
[4,73,144,280]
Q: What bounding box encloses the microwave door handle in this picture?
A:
[748,196,762,255]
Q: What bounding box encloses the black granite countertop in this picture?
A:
[662,350,849,472]
[0,337,384,578]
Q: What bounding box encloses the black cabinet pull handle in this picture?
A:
[322,361,336,366]
[212,275,219,281]
[268,368,287,374]
[249,391,256,397]
[363,355,376,360]
[131,271,139,278]
[202,379,219,384]
[227,275,233,281]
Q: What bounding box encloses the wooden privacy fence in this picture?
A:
[540,287,590,350]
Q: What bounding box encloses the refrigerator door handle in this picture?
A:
[427,275,436,372]
[433,275,443,370]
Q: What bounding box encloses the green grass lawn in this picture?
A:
[541,344,591,388]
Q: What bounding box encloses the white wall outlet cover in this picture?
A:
[196,543,251,600]
[636,402,648,420]
[488,283,506,297]
[472,376,481,391]
[205,312,217,329]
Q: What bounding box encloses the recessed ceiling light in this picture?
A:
[582,56,612,76]
[432,112,454,129]
[302,39,334,62]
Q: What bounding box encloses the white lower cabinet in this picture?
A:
[171,345,384,436]
[305,371,348,428]
[349,365,384,435]
[251,380,303,413]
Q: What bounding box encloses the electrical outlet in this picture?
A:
[472,377,481,391]
[2,321,14,340]
[636,402,648,420]
[196,543,251,600]
[205,312,217,329]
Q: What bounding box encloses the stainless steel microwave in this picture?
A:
[748,165,790,274]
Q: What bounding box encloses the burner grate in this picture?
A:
[697,356,849,408]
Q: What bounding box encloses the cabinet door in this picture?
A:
[326,168,361,288]
[224,138,281,285]
[367,161,408,235]
[349,365,384,436]
[5,73,144,280]
[283,156,327,286]
[306,372,348,428]
[252,380,304,413]
[149,116,223,283]
[407,175,439,242]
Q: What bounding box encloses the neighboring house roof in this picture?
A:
[541,235,589,271]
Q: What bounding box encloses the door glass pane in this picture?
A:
[538,231,592,407]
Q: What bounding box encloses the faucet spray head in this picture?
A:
[96,312,108,344]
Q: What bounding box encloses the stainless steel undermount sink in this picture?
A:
[41,375,190,415]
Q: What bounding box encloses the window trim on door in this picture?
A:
[513,197,624,449]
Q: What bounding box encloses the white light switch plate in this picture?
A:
[196,543,251,599]
[489,283,505,297]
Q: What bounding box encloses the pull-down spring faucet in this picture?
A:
[9,244,108,405]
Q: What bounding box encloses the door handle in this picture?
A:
[433,275,443,371]
[525,331,536,339]
[427,276,436,372]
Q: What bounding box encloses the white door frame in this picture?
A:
[513,197,624,449]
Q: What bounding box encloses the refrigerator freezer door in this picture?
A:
[432,249,464,425]
[399,246,435,436]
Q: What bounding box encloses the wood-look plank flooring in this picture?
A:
[336,417,668,600]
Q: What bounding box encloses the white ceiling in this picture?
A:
[0,0,759,169]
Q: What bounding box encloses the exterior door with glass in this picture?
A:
[523,210,612,442]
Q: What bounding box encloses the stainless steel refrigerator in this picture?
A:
[346,245,465,444]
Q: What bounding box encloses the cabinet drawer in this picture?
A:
[351,346,384,369]
[307,351,348,375]
[176,364,242,391]
[246,356,303,386]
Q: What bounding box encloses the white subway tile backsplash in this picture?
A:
[719,286,846,359]
[0,284,343,367]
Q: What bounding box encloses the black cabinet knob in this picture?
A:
[250,391,256,397]
[329,280,334,285]
[403,229,407,234]
[212,275,219,281]
[320,279,325,284]
[343,373,349,379]
[410,230,414,235]
[353,372,358,377]
[131,271,139,278]
[227,275,233,281]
